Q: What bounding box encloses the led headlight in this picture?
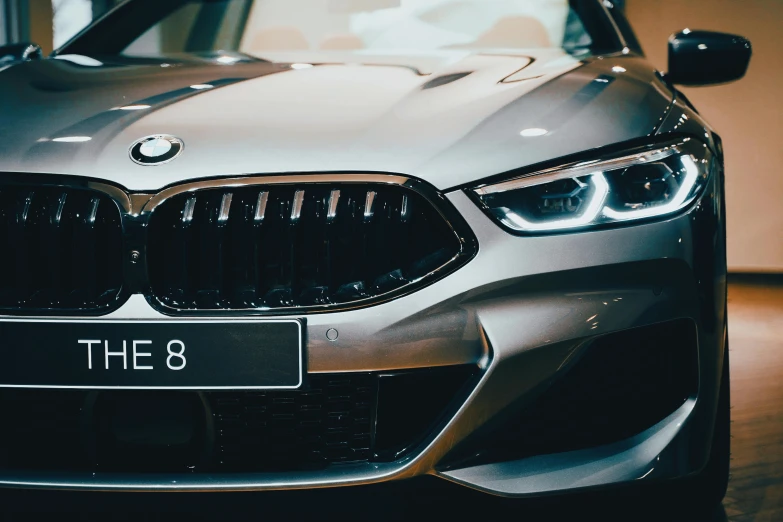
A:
[471,138,713,233]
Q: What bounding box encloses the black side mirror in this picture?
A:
[668,30,751,86]
[0,42,43,65]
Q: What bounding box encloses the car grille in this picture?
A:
[146,183,464,312]
[0,175,473,315]
[0,183,124,313]
[0,367,477,474]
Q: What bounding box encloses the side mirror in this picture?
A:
[0,42,43,65]
[668,30,751,86]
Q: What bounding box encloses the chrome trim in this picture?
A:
[128,135,185,167]
[364,190,377,220]
[91,182,133,214]
[218,192,233,222]
[183,197,196,223]
[290,189,304,222]
[254,191,269,222]
[139,174,409,215]
[327,189,340,222]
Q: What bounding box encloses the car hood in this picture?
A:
[0,50,673,191]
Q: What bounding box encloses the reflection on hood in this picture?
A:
[0,50,672,191]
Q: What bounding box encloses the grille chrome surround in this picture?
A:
[0,173,477,316]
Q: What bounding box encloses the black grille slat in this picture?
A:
[164,196,196,307]
[250,192,268,304]
[296,188,331,305]
[323,189,339,293]
[227,192,259,306]
[71,196,101,303]
[0,184,123,313]
[11,191,34,302]
[288,189,304,302]
[0,191,9,303]
[196,193,226,307]
[275,190,293,306]
[93,196,123,303]
[147,183,463,312]
[42,193,68,298]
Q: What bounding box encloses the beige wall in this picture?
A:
[29,0,53,54]
[626,0,783,272]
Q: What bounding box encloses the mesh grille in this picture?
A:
[0,367,477,474]
[210,374,375,471]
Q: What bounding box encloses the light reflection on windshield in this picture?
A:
[118,0,593,59]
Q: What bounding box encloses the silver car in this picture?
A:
[0,0,751,516]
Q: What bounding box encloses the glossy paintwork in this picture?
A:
[0,23,730,497]
[0,177,725,492]
[668,30,752,86]
[0,50,672,191]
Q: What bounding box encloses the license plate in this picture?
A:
[0,320,303,389]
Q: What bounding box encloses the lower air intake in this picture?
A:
[441,319,699,468]
[0,367,477,474]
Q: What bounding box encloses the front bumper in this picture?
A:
[0,183,727,495]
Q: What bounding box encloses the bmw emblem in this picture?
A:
[129,135,184,165]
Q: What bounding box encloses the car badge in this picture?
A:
[129,135,184,165]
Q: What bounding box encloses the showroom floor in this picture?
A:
[722,277,783,522]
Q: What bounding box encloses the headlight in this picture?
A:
[470,138,713,233]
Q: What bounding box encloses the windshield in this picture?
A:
[58,0,621,59]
